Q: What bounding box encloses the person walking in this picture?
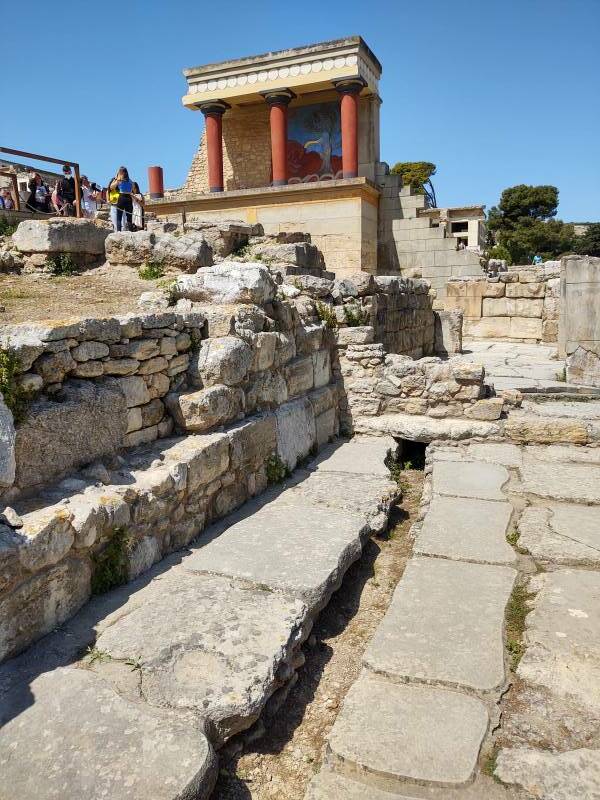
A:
[80,175,97,219]
[131,180,144,231]
[25,173,42,212]
[108,167,134,232]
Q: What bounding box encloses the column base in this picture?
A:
[209,186,224,193]
[272,179,288,187]
[149,192,164,199]
[342,171,358,179]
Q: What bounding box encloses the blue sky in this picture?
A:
[2,0,598,220]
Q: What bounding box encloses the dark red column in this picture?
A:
[263,90,295,187]
[147,166,164,199]
[200,101,230,192]
[334,79,366,179]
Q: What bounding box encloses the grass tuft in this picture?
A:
[0,346,29,424]
[47,253,77,276]
[505,580,535,671]
[265,453,290,484]
[138,261,165,280]
[316,301,338,330]
[343,304,368,327]
[91,528,133,595]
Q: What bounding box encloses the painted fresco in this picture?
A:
[287,101,343,182]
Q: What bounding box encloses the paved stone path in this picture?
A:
[0,436,399,800]
[307,435,600,800]
[461,339,567,392]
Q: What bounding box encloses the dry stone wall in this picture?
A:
[445,265,560,343]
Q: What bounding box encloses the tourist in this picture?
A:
[57,165,76,216]
[131,180,144,231]
[25,173,41,212]
[108,166,134,232]
[80,175,97,219]
[0,189,13,210]
[532,254,543,265]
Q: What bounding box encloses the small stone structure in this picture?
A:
[560,255,600,387]
[445,264,560,343]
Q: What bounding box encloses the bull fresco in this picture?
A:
[287,101,343,182]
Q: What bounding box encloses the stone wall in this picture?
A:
[560,254,600,387]
[445,265,560,343]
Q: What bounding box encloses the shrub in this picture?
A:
[0,218,18,237]
[47,253,77,276]
[316,301,338,330]
[91,528,133,595]
[266,453,289,484]
[0,347,29,424]
[138,261,164,280]
[343,304,368,327]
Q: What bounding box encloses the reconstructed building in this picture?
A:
[148,36,485,293]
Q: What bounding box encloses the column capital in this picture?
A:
[197,100,230,117]
[333,77,367,96]
[260,88,296,107]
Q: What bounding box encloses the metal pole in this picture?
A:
[0,147,82,216]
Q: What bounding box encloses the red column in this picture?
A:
[263,90,295,187]
[147,166,164,199]
[200,102,229,192]
[334,79,366,179]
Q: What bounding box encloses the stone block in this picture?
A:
[166,385,243,433]
[105,375,150,407]
[464,398,504,420]
[463,316,511,338]
[285,356,314,398]
[275,397,316,470]
[483,282,506,298]
[445,295,482,318]
[12,218,109,255]
[14,382,127,492]
[312,350,331,389]
[189,336,253,387]
[509,317,543,339]
[506,281,545,298]
[174,261,276,305]
[434,310,462,355]
[0,396,15,488]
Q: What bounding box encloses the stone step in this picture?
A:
[0,436,399,800]
[352,412,501,442]
[325,672,489,788]
[363,556,516,693]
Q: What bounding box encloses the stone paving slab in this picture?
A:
[308,435,397,476]
[525,443,600,465]
[518,503,600,566]
[518,455,600,503]
[496,746,600,800]
[430,442,523,468]
[518,569,600,714]
[182,498,366,615]
[363,557,516,692]
[522,399,600,419]
[326,672,489,787]
[432,460,509,501]
[305,769,421,799]
[0,667,218,800]
[415,496,516,565]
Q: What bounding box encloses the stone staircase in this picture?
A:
[0,435,399,800]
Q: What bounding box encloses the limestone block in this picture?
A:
[174,261,276,305]
[151,232,213,272]
[33,350,76,384]
[335,272,376,298]
[104,231,154,264]
[123,425,159,448]
[14,382,127,492]
[136,356,168,376]
[496,747,600,800]
[445,280,466,297]
[166,385,243,433]
[312,350,331,389]
[509,317,543,339]
[463,316,511,338]
[245,371,288,410]
[139,398,164,427]
[504,415,588,444]
[434,310,462,355]
[445,295,482,318]
[250,332,278,371]
[315,408,336,446]
[566,346,600,387]
[288,275,333,298]
[505,281,545,298]
[464,398,504,421]
[105,375,150,407]
[189,336,252,387]
[16,505,74,573]
[295,324,323,356]
[102,358,139,376]
[72,361,104,378]
[285,356,314,398]
[275,397,316,470]
[228,414,278,471]
[0,396,15,488]
[336,326,374,346]
[483,282,506,298]
[0,557,90,661]
[126,407,142,433]
[70,341,109,362]
[12,218,109,255]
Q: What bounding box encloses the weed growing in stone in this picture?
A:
[91,528,132,595]
[506,528,520,547]
[316,301,338,330]
[0,346,29,423]
[84,646,112,665]
[125,656,143,671]
[505,580,534,670]
[343,304,367,327]
[47,253,77,277]
[483,747,501,782]
[266,453,290,484]
[138,261,165,280]
[0,218,18,237]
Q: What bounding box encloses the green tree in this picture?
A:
[390,161,437,207]
[575,223,600,257]
[487,184,576,264]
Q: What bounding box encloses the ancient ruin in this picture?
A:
[1,33,600,800]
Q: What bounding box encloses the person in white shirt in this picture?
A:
[80,175,97,219]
